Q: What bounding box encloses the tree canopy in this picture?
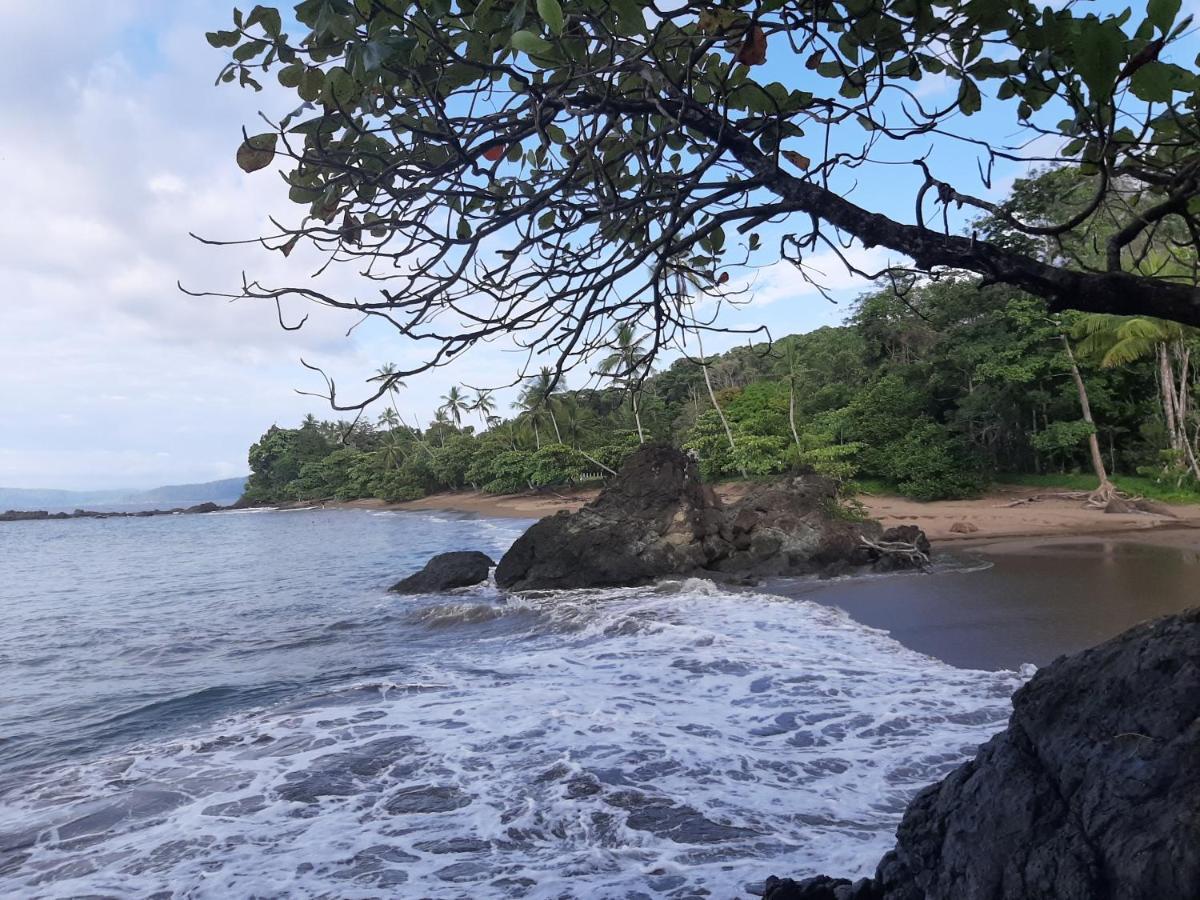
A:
[205,0,1200,407]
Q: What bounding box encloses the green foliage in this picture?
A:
[528,444,587,487]
[881,421,986,501]
[237,167,1196,507]
[483,451,535,494]
[1030,419,1097,470]
[429,434,477,489]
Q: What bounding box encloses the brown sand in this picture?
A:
[337,483,1200,549]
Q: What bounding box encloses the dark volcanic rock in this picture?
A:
[494,446,915,591]
[389,550,495,594]
[766,607,1200,900]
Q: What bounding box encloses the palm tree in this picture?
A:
[372,362,405,418]
[1074,313,1200,479]
[598,323,649,443]
[471,389,496,430]
[439,385,469,427]
[377,407,400,430]
[1060,332,1113,497]
[517,367,563,445]
[378,431,408,471]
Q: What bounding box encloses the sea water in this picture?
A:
[0,509,1026,898]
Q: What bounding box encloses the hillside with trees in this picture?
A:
[241,183,1200,506]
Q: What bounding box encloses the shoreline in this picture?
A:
[332,484,1200,550]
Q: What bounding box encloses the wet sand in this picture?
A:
[775,537,1200,671]
[342,484,1200,543]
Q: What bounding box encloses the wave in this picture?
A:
[0,578,1028,898]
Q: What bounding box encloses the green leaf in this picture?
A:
[1073,21,1124,98]
[246,4,283,37]
[205,30,241,48]
[277,63,305,88]
[957,78,981,115]
[537,0,565,35]
[610,0,645,36]
[1147,0,1181,32]
[457,219,473,240]
[236,133,278,173]
[1129,60,1176,100]
[511,29,554,57]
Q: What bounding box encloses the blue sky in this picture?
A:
[0,0,1193,489]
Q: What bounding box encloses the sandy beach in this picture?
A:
[337,483,1200,548]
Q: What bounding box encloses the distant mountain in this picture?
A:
[0,476,248,512]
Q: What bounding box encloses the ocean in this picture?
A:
[0,509,1028,898]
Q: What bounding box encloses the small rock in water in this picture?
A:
[389,550,495,594]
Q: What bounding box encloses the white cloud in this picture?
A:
[0,3,918,491]
[729,245,898,308]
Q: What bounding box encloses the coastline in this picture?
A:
[332,483,1200,550]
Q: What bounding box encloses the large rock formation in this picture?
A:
[494,446,913,591]
[763,607,1200,900]
[389,550,495,594]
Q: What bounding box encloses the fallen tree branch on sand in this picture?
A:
[860,535,931,570]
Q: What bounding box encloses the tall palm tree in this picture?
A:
[1074,313,1200,478]
[598,324,649,443]
[377,407,400,430]
[517,367,563,444]
[439,385,469,427]
[471,389,496,430]
[372,362,405,417]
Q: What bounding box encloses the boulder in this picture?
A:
[184,502,222,514]
[764,607,1200,900]
[389,551,495,594]
[948,520,979,534]
[494,446,918,591]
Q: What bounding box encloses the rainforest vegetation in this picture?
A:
[243,171,1200,506]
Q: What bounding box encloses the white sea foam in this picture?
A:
[0,582,1027,898]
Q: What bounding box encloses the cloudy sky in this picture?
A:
[0,0,1127,490]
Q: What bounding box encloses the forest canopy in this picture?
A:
[205,0,1200,411]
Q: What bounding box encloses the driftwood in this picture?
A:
[1000,488,1146,510]
[860,535,931,569]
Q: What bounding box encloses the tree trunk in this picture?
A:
[695,330,737,455]
[1159,342,1182,451]
[547,405,562,443]
[788,381,802,452]
[631,390,645,444]
[1061,335,1111,493]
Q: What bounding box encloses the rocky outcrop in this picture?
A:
[0,504,228,523]
[494,446,922,591]
[764,607,1200,900]
[389,551,495,594]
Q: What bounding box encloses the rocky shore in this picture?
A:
[493,446,928,591]
[0,502,228,523]
[762,607,1200,900]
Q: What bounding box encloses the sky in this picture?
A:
[0,0,1181,490]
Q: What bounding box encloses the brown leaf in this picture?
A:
[236,133,277,173]
[717,271,730,285]
[278,234,300,257]
[782,150,811,170]
[483,144,506,162]
[735,26,767,66]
